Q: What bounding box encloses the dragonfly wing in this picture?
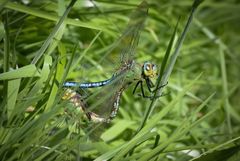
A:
[85,72,127,120]
[99,1,148,72]
[119,1,148,65]
[84,2,149,121]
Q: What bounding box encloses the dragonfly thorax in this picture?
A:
[142,62,157,79]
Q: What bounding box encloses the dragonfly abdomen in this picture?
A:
[63,78,113,88]
[109,90,123,119]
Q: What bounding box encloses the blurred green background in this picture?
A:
[0,0,240,160]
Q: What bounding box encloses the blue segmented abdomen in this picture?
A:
[63,78,112,88]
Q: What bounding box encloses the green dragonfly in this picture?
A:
[63,1,158,123]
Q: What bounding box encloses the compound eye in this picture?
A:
[145,64,150,71]
[153,64,157,71]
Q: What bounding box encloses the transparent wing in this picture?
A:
[99,1,148,72]
[84,1,149,120]
[84,72,127,120]
[65,1,148,90]
[119,1,148,65]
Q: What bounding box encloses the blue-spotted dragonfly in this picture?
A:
[63,1,158,123]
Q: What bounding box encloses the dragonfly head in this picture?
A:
[142,62,157,79]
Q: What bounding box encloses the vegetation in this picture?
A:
[0,0,240,160]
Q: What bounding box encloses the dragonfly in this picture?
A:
[63,1,158,123]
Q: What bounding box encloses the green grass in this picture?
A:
[1,0,240,160]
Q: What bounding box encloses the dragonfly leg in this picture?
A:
[145,78,153,92]
[152,82,168,93]
[133,81,155,98]
[133,81,149,98]
[137,81,168,99]
[148,92,170,100]
[140,81,148,98]
[139,93,166,99]
[132,81,141,94]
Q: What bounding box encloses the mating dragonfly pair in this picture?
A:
[62,1,160,123]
